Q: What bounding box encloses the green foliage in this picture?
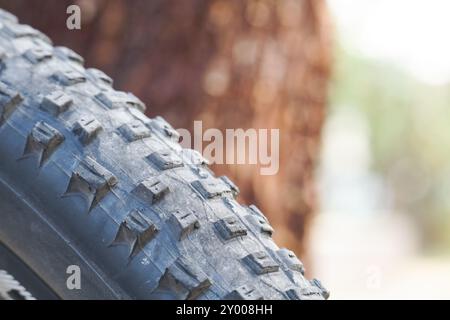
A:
[330,45,450,251]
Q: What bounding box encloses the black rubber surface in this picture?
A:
[0,242,58,300]
[0,8,328,300]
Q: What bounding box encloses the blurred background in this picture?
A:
[312,0,450,299]
[1,0,449,299]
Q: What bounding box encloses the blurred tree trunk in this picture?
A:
[0,0,331,261]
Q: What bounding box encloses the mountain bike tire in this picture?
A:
[0,9,328,300]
